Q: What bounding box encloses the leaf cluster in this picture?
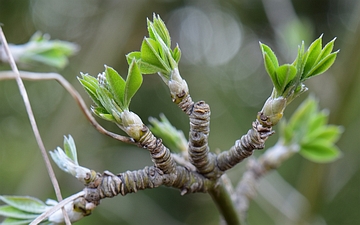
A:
[260,35,338,101]
[0,196,51,225]
[280,97,342,163]
[17,32,79,69]
[78,62,142,123]
[126,14,181,81]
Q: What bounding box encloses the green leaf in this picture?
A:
[260,43,280,91]
[124,60,143,108]
[305,51,338,78]
[306,125,343,144]
[172,44,181,63]
[292,41,305,81]
[126,51,141,65]
[149,114,188,153]
[307,110,328,132]
[81,73,99,89]
[300,141,342,163]
[63,135,78,165]
[78,74,101,106]
[275,64,297,94]
[0,196,48,214]
[96,86,117,114]
[105,66,126,109]
[149,14,171,48]
[0,205,39,220]
[91,106,115,122]
[1,217,36,225]
[302,35,322,79]
[127,52,160,74]
[141,38,169,74]
[315,37,336,65]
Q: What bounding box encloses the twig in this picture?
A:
[0,71,134,144]
[0,27,71,225]
[30,191,85,225]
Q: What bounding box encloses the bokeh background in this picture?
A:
[1,0,360,224]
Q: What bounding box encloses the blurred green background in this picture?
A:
[1,0,360,224]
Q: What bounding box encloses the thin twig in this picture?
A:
[0,27,71,225]
[30,191,85,225]
[0,70,135,144]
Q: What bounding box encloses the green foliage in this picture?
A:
[62,135,78,165]
[259,36,338,127]
[78,62,142,124]
[0,196,50,225]
[16,32,78,69]
[280,97,342,163]
[126,14,181,81]
[260,36,338,100]
[149,114,188,153]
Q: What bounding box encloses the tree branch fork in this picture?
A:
[1,70,275,225]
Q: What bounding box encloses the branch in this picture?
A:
[216,120,274,172]
[234,142,299,221]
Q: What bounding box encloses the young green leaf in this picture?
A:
[292,41,305,80]
[172,44,181,63]
[260,43,280,91]
[78,78,102,107]
[126,51,141,64]
[1,217,36,225]
[300,142,341,163]
[148,14,171,48]
[105,66,126,109]
[96,86,118,115]
[302,35,322,79]
[0,196,48,214]
[315,37,336,65]
[306,125,343,144]
[0,205,39,220]
[124,60,143,108]
[140,38,169,74]
[127,51,160,74]
[63,135,78,165]
[275,64,297,94]
[304,51,338,78]
[91,106,115,121]
[307,110,329,132]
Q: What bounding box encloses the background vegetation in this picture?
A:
[0,0,359,224]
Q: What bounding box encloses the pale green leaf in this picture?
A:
[124,60,143,109]
[126,51,141,65]
[302,35,322,79]
[315,37,336,65]
[305,51,338,78]
[140,38,169,74]
[300,142,342,163]
[0,205,39,220]
[0,196,48,214]
[172,44,181,63]
[275,64,297,94]
[78,78,102,107]
[63,135,78,165]
[1,217,36,225]
[91,106,115,122]
[260,43,280,91]
[105,66,126,109]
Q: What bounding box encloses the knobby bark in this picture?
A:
[80,91,275,225]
